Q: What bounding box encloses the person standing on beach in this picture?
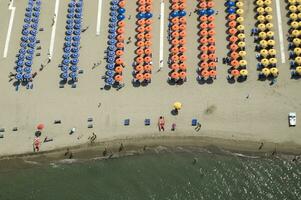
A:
[158,116,165,131]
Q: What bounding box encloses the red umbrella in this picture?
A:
[37,123,45,130]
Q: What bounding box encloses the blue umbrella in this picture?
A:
[16,73,23,80]
[22,29,29,36]
[226,7,235,14]
[109,22,117,28]
[20,42,27,48]
[24,67,32,73]
[30,30,37,36]
[28,42,36,48]
[144,12,153,19]
[31,23,38,30]
[25,61,32,67]
[206,9,214,16]
[111,5,118,11]
[68,2,75,7]
[118,8,126,14]
[63,53,70,59]
[75,13,82,19]
[23,23,30,29]
[25,12,31,17]
[29,36,36,42]
[73,36,80,41]
[16,67,23,73]
[108,33,116,39]
[71,59,79,65]
[74,19,81,24]
[111,0,118,5]
[106,64,115,70]
[71,53,79,58]
[23,73,32,79]
[63,59,70,65]
[66,19,73,24]
[26,7,33,12]
[179,10,186,17]
[137,13,145,19]
[72,41,80,47]
[105,77,114,85]
[68,8,75,13]
[74,24,81,29]
[117,14,125,21]
[226,1,236,7]
[106,70,115,77]
[76,8,82,13]
[64,42,72,47]
[108,39,117,45]
[17,61,24,67]
[18,54,25,60]
[66,30,72,35]
[107,57,115,64]
[71,47,79,53]
[21,36,28,42]
[76,2,83,7]
[110,16,117,22]
[73,30,81,35]
[36,0,41,6]
[61,72,68,79]
[27,48,34,55]
[64,47,71,53]
[67,13,74,19]
[34,6,40,11]
[108,45,117,51]
[109,27,117,33]
[69,72,77,79]
[19,48,26,54]
[26,55,33,61]
[110,11,118,16]
[70,65,78,72]
[61,65,68,72]
[24,17,31,23]
[32,17,39,23]
[197,9,206,16]
[65,36,72,41]
[66,24,73,30]
[170,11,178,18]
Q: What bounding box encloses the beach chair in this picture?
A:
[88,124,93,128]
[88,118,93,122]
[124,119,130,126]
[191,119,197,126]
[54,120,61,124]
[144,119,150,126]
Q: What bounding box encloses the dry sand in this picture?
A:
[0,0,300,157]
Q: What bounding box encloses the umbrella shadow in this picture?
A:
[132,80,141,87]
[167,79,177,86]
[227,76,236,84]
[197,77,214,85]
[291,74,301,80]
[237,76,247,83]
[171,109,178,116]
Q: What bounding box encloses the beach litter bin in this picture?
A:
[124,119,130,126]
[191,119,197,126]
[144,119,150,126]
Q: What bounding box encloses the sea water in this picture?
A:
[0,149,300,200]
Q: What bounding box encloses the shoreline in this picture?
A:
[1,134,301,162]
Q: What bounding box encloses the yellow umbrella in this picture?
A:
[297,0,301,3]
[296,66,301,74]
[259,31,267,39]
[238,50,246,57]
[266,23,274,30]
[237,25,245,31]
[297,5,301,12]
[266,31,274,38]
[238,41,245,48]
[290,13,298,20]
[294,47,301,55]
[173,102,182,110]
[291,21,299,29]
[236,17,244,23]
[240,69,248,76]
[257,7,265,14]
[257,23,266,31]
[298,21,301,28]
[293,38,301,46]
[292,30,300,37]
[268,49,276,56]
[257,15,265,22]
[260,40,268,48]
[295,56,301,64]
[264,0,272,5]
[261,58,270,66]
[297,13,301,20]
[256,0,264,6]
[270,68,279,77]
[269,58,277,64]
[289,5,297,12]
[265,15,273,21]
[236,9,244,15]
[239,60,247,66]
[267,39,275,46]
[262,68,270,76]
[288,0,296,4]
[265,6,272,13]
[260,49,268,57]
[236,2,244,8]
[238,33,245,40]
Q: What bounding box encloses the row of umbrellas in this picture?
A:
[225,0,248,78]
[105,0,126,86]
[168,0,187,82]
[255,0,278,75]
[15,0,41,82]
[133,0,153,83]
[288,0,301,76]
[197,0,217,79]
[61,0,83,81]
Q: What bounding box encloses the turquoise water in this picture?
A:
[0,149,300,200]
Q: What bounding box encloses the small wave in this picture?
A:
[232,152,259,159]
[50,163,59,168]
[57,159,78,164]
[23,160,39,165]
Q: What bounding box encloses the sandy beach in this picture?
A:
[0,0,300,158]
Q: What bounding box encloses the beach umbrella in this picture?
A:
[257,15,265,22]
[135,73,144,81]
[260,49,268,57]
[270,68,279,77]
[292,30,300,37]
[117,14,125,21]
[114,75,123,82]
[179,71,187,79]
[16,67,23,73]
[265,6,272,13]
[106,70,115,77]
[201,70,210,78]
[266,15,273,21]
[144,73,152,80]
[145,12,153,19]
[25,61,32,67]
[105,77,114,85]
[173,102,182,110]
[236,2,244,8]
[71,59,79,65]
[170,72,179,79]
[289,5,297,12]
[259,31,267,39]
[231,60,239,68]
[239,60,247,66]
[266,23,273,30]
[295,56,301,64]
[198,9,206,16]
[267,39,275,46]
[226,7,236,14]
[268,49,276,56]
[260,40,268,48]
[296,66,301,74]
[61,72,68,79]
[269,58,277,64]
[16,73,23,80]
[293,38,301,46]
[290,13,298,21]
[61,65,68,72]
[228,14,236,21]
[236,9,244,15]
[261,58,270,66]
[17,61,24,67]
[171,63,179,71]
[294,47,301,55]
[24,67,32,73]
[237,25,245,31]
[206,9,214,16]
[23,73,32,79]
[64,47,71,53]
[239,69,248,76]
[69,72,77,79]
[230,52,239,59]
[238,41,245,48]
[231,69,240,77]
[70,65,78,72]
[257,23,266,31]
[266,31,274,38]
[144,64,153,72]
[236,16,244,23]
[64,42,72,47]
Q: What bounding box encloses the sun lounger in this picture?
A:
[144,119,150,126]
[0,128,5,132]
[88,124,93,128]
[124,119,130,126]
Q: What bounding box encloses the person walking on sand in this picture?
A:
[195,122,202,132]
[158,116,165,131]
[33,137,41,152]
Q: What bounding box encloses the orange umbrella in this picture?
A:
[208,30,216,36]
[171,47,179,54]
[137,33,144,40]
[172,39,179,45]
[144,73,152,80]
[116,50,124,56]
[171,63,180,70]
[199,30,208,36]
[145,40,152,46]
[208,37,215,44]
[228,21,237,28]
[208,54,216,61]
[117,42,124,49]
[208,22,215,29]
[136,56,144,63]
[179,39,186,45]
[171,17,179,24]
[145,5,152,12]
[138,0,146,5]
[115,66,123,73]
[118,21,125,27]
[228,28,238,35]
[199,37,208,44]
[116,58,123,65]
[208,45,216,52]
[179,71,186,79]
[144,56,152,63]
[145,33,152,39]
[144,64,153,72]
[179,24,186,31]
[179,63,187,70]
[200,53,209,60]
[208,15,215,21]
[230,51,239,59]
[179,46,186,52]
[171,55,179,61]
[119,0,126,7]
[137,19,145,26]
[231,69,240,76]
[172,25,179,31]
[171,72,179,79]
[179,31,186,37]
[179,3,186,10]
[114,75,123,82]
[199,2,207,9]
[138,6,146,12]
[209,70,217,77]
[172,32,179,38]
[172,4,179,10]
[200,45,208,52]
[135,73,144,80]
[179,17,186,24]
[228,14,237,20]
[145,48,152,55]
[207,1,215,8]
[145,26,152,32]
[135,65,144,71]
[229,36,238,42]
[136,48,144,55]
[145,19,152,25]
[201,70,210,77]
[179,55,187,61]
[200,22,208,29]
[136,41,144,47]
[231,60,239,68]
[137,26,145,33]
[200,62,209,69]
[117,34,124,41]
[230,43,238,51]
[208,61,216,68]
[200,16,207,22]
